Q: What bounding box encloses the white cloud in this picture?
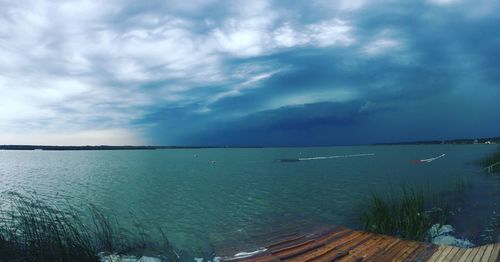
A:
[265,89,358,111]
[313,0,375,12]
[212,1,277,57]
[273,24,307,47]
[214,26,266,57]
[425,0,500,19]
[461,0,500,18]
[206,71,279,105]
[306,19,355,47]
[0,0,358,144]
[427,0,461,6]
[161,0,218,13]
[213,17,355,57]
[362,29,405,56]
[339,0,369,10]
[363,38,401,55]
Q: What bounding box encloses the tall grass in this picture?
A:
[0,192,178,261]
[481,147,500,173]
[361,188,449,241]
[361,173,477,242]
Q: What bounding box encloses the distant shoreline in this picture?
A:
[0,136,498,151]
[374,136,499,146]
[0,145,222,151]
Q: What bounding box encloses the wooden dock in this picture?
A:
[221,226,500,262]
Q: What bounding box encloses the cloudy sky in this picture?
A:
[0,0,499,146]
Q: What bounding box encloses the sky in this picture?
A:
[0,0,499,146]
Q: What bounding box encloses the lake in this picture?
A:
[0,144,498,260]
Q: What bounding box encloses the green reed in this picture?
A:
[481,147,500,173]
[361,187,449,241]
[0,192,178,262]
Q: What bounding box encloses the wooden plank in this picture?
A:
[450,248,467,261]
[297,230,364,260]
[268,228,355,255]
[336,239,380,261]
[270,229,352,257]
[222,225,500,262]
[360,238,401,261]
[313,233,374,261]
[314,228,356,246]
[391,241,415,261]
[368,239,403,261]
[370,240,410,262]
[431,245,455,262]
[270,239,316,255]
[303,246,350,262]
[266,234,306,250]
[300,243,343,262]
[393,241,422,262]
[345,235,387,254]
[480,244,494,262]
[252,256,279,262]
[423,245,440,261]
[273,231,366,260]
[427,248,440,261]
[328,232,373,253]
[324,231,370,250]
[465,247,480,262]
[457,248,474,262]
[279,242,326,260]
[403,244,432,262]
[294,240,349,261]
[437,246,455,262]
[336,236,390,261]
[487,243,500,262]
[318,236,397,262]
[443,247,461,262]
[384,241,418,261]
[472,245,489,262]
[237,253,277,262]
[306,249,350,262]
[337,232,373,247]
[269,238,313,254]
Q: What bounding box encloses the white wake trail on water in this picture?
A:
[298,153,375,161]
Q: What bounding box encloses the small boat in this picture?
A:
[412,153,445,164]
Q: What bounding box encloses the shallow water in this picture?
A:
[0,145,498,259]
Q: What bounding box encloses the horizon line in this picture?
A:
[0,135,498,150]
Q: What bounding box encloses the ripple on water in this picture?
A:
[0,146,499,259]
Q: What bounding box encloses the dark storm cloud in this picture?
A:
[1,0,499,145]
[147,0,500,145]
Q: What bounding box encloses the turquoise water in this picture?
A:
[0,145,499,259]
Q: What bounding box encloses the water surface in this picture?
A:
[0,145,498,259]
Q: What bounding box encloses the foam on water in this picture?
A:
[229,248,267,260]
